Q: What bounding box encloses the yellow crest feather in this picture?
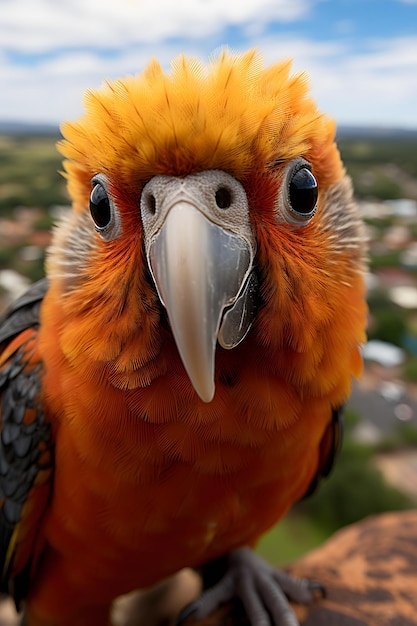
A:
[58,49,341,212]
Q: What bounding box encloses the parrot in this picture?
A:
[0,49,367,626]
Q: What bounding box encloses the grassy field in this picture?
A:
[0,134,66,213]
[257,512,329,565]
[338,134,417,201]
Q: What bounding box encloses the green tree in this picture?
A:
[298,411,411,532]
[368,309,407,348]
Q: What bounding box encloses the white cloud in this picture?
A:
[0,0,311,53]
[348,36,417,72]
[244,34,417,128]
[0,1,416,129]
[0,41,206,123]
[325,37,417,127]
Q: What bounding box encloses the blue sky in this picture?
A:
[1,0,416,128]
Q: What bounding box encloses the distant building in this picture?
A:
[389,285,417,310]
[359,198,417,220]
[401,242,417,270]
[348,377,417,443]
[383,224,411,249]
[0,269,31,307]
[385,199,417,218]
[362,340,406,368]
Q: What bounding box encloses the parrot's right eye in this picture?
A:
[89,177,121,240]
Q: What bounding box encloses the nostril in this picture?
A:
[147,193,157,215]
[215,187,232,209]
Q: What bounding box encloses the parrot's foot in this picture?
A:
[177,547,324,626]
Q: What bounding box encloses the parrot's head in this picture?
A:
[50,50,366,404]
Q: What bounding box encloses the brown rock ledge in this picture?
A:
[179,510,417,626]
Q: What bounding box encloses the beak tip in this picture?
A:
[200,391,215,404]
[193,380,215,403]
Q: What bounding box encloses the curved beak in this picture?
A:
[149,202,255,402]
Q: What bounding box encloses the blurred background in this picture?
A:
[1,0,417,565]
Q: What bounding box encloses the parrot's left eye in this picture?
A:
[90,176,121,240]
[279,159,318,226]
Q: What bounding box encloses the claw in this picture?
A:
[307,580,326,600]
[175,602,198,625]
[176,547,323,626]
[272,569,319,605]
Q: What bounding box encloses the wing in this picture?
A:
[302,407,344,499]
[0,279,53,607]
[0,278,48,345]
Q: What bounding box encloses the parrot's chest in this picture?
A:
[43,356,326,593]
[46,386,320,592]
[47,450,281,590]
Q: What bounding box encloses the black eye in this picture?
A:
[288,167,318,218]
[215,187,232,209]
[90,183,112,229]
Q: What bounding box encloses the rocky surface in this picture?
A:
[180,510,417,626]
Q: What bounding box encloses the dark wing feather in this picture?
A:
[0,279,52,607]
[301,407,344,499]
[0,278,48,346]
